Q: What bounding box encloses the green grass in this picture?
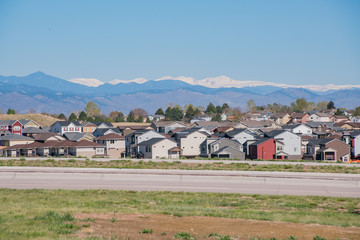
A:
[0,188,359,239]
[0,159,359,174]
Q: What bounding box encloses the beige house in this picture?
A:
[174,129,209,157]
[95,133,125,158]
[0,134,34,147]
[81,122,97,133]
[138,138,178,159]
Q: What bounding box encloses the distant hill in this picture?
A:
[0,72,359,114]
[0,114,61,126]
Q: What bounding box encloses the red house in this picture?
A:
[249,138,275,160]
[0,120,23,135]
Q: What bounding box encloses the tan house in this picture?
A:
[138,138,179,159]
[81,122,97,133]
[95,133,125,158]
[271,113,291,125]
[305,139,350,162]
[291,112,310,124]
[0,134,34,147]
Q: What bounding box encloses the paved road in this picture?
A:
[1,157,359,167]
[1,167,359,197]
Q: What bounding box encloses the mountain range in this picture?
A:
[0,71,359,115]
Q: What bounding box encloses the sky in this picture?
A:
[0,0,359,85]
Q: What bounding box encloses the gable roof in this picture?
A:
[0,120,20,126]
[52,121,82,127]
[249,138,274,146]
[308,138,332,146]
[95,122,114,128]
[263,130,289,138]
[32,132,65,141]
[291,112,309,118]
[95,133,125,140]
[63,132,93,142]
[93,128,122,135]
[81,121,97,127]
[138,138,174,146]
[0,134,33,141]
[22,127,49,134]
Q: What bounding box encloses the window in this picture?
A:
[110,140,115,144]
[294,147,297,152]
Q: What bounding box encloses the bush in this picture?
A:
[139,229,153,234]
[174,231,195,240]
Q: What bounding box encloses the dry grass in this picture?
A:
[0,114,60,126]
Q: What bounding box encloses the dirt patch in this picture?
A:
[74,213,360,240]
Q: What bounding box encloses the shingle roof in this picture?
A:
[249,138,273,146]
[291,112,308,118]
[138,138,168,146]
[64,132,93,142]
[0,120,18,126]
[0,134,33,141]
[95,133,124,140]
[52,121,82,127]
[5,140,104,150]
[22,127,48,134]
[32,132,64,141]
[308,139,332,146]
[224,128,247,137]
[263,130,287,138]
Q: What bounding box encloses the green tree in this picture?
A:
[155,108,165,116]
[68,113,77,121]
[353,106,360,116]
[295,98,308,112]
[58,113,67,120]
[165,106,183,121]
[7,108,15,114]
[115,112,125,122]
[146,117,151,123]
[205,103,216,114]
[216,105,223,113]
[212,113,222,122]
[137,116,144,123]
[327,100,335,109]
[78,111,88,121]
[222,103,229,111]
[85,101,101,117]
[193,108,201,116]
[316,101,328,111]
[185,105,195,119]
[127,111,135,122]
[334,108,343,116]
[86,116,95,122]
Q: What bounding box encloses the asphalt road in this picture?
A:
[1,157,359,167]
[1,167,359,197]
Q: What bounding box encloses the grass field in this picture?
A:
[1,158,359,174]
[0,188,359,239]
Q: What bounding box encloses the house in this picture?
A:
[213,126,234,135]
[92,128,122,137]
[308,113,333,122]
[50,121,82,136]
[151,121,188,133]
[0,120,23,135]
[174,128,209,157]
[147,114,165,122]
[263,130,302,159]
[138,138,179,159]
[270,113,291,125]
[224,128,257,145]
[291,112,309,124]
[81,122,97,133]
[350,131,360,158]
[236,120,279,130]
[249,138,275,160]
[32,132,66,143]
[2,140,105,158]
[22,127,49,137]
[125,130,165,157]
[0,134,34,147]
[19,119,40,129]
[63,132,94,142]
[305,139,350,162]
[95,133,126,158]
[333,115,348,123]
[95,122,114,129]
[201,138,244,159]
[336,122,360,130]
[244,113,270,121]
[283,124,312,136]
[350,116,360,123]
[305,122,334,132]
[190,114,212,123]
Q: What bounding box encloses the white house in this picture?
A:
[224,129,257,145]
[283,124,312,136]
[308,113,333,122]
[125,130,165,157]
[138,138,179,159]
[264,130,302,159]
[50,121,82,136]
[350,116,360,123]
[95,133,125,158]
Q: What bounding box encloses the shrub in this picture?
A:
[139,229,153,234]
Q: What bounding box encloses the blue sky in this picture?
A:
[0,0,359,85]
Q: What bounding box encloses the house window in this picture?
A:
[294,147,297,152]
[277,147,283,151]
[110,140,115,144]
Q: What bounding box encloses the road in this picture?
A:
[1,167,359,197]
[1,157,359,167]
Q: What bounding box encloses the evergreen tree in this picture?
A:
[216,105,223,113]
[7,108,15,114]
[127,111,135,122]
[212,113,222,122]
[146,117,151,123]
[353,107,360,116]
[58,113,67,120]
[327,100,335,109]
[155,108,165,116]
[115,112,125,122]
[205,103,216,114]
[78,111,88,121]
[334,109,343,116]
[185,105,195,119]
[137,116,144,123]
[221,103,229,111]
[68,113,78,121]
